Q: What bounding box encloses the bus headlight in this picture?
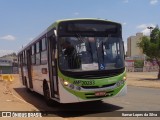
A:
[75,86,81,91]
[69,84,74,89]
[120,80,125,85]
[116,80,125,87]
[116,81,121,87]
[60,78,69,86]
[123,76,127,81]
[63,81,69,86]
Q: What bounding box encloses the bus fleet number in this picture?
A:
[73,80,95,86]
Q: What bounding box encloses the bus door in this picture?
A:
[26,49,33,88]
[48,35,59,99]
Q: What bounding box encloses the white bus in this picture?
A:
[18,18,127,105]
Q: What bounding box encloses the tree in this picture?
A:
[150,25,159,43]
[137,26,160,79]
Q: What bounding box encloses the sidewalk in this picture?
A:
[127,72,160,89]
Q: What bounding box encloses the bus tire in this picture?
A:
[43,81,52,106]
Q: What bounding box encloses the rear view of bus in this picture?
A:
[57,19,127,103]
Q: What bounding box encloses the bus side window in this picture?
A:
[42,38,47,50]
[31,45,36,65]
[41,38,47,65]
[36,41,40,65]
[23,51,27,66]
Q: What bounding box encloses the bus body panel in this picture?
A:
[114,84,127,97]
[58,77,79,103]
[58,69,127,103]
[77,84,127,102]
[31,64,49,95]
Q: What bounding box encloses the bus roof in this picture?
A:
[18,18,121,54]
[47,18,120,31]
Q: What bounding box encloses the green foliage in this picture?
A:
[137,36,150,54]
[134,60,144,68]
[137,25,160,79]
[137,26,160,59]
[150,25,160,43]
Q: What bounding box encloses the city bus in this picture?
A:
[18,18,127,105]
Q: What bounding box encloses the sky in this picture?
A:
[0,0,160,56]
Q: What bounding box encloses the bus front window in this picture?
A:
[59,37,124,72]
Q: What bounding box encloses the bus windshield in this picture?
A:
[58,36,125,72]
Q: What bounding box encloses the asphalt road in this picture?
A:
[1,75,160,120]
[20,86,160,117]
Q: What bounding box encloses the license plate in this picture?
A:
[95,91,106,96]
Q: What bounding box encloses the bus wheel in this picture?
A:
[43,83,52,106]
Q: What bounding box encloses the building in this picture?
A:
[0,58,13,74]
[1,53,18,63]
[126,33,159,72]
[0,53,18,74]
[127,33,143,57]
